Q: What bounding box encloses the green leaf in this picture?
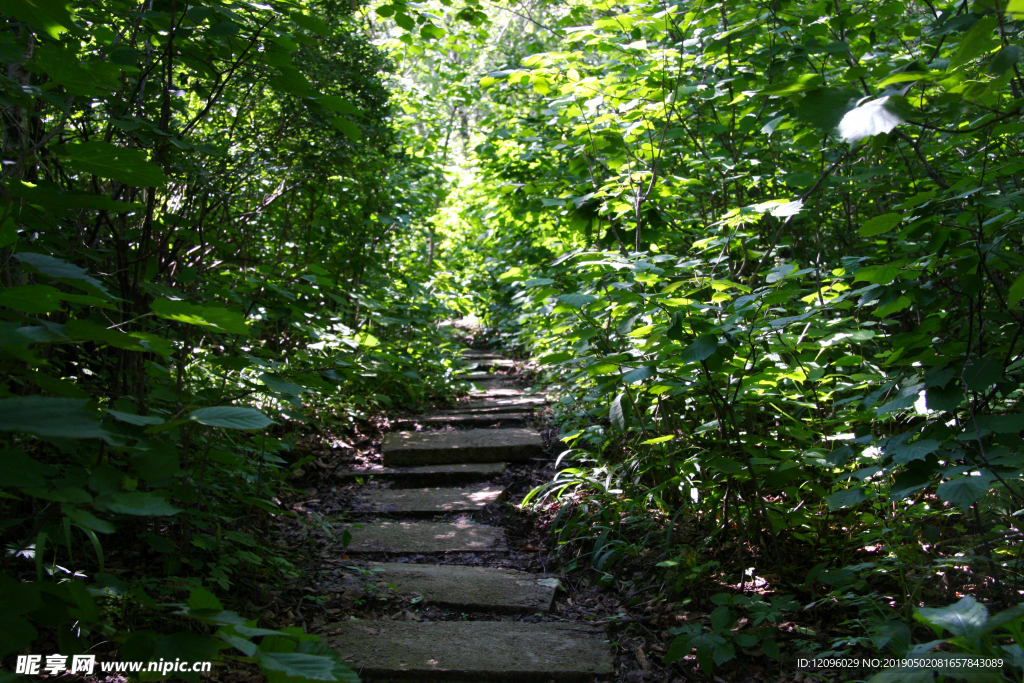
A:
[0,614,38,659]
[793,87,860,131]
[330,117,362,142]
[825,487,867,510]
[938,473,993,512]
[0,285,63,313]
[0,397,106,439]
[558,293,598,308]
[915,596,988,638]
[104,409,165,426]
[681,334,718,363]
[257,652,337,681]
[1006,272,1024,306]
[621,366,654,384]
[99,491,181,516]
[4,0,75,38]
[151,298,248,335]
[63,505,116,534]
[59,141,167,187]
[759,74,823,96]
[14,253,112,297]
[949,16,999,70]
[961,356,1002,391]
[290,12,331,36]
[860,213,902,237]
[988,45,1023,75]
[318,96,358,114]
[190,407,274,430]
[890,439,940,464]
[187,586,224,612]
[610,392,626,432]
[260,373,305,396]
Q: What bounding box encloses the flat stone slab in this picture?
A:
[326,621,613,681]
[345,521,506,554]
[394,412,527,429]
[471,385,524,398]
[461,351,503,360]
[456,396,546,411]
[462,358,516,369]
[354,484,506,515]
[336,463,506,486]
[353,564,559,612]
[458,371,499,382]
[383,428,544,466]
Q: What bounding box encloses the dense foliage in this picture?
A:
[0,0,464,677]
[420,0,1024,676]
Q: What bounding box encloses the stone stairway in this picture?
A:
[325,349,614,681]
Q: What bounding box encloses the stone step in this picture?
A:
[326,621,613,681]
[458,371,500,382]
[335,463,506,486]
[383,428,544,467]
[393,412,527,429]
[471,385,525,398]
[456,396,546,411]
[354,484,505,516]
[345,521,506,554]
[349,563,559,612]
[462,358,516,369]
[461,351,503,360]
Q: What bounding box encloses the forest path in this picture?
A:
[322,349,615,681]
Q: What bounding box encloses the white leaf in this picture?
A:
[838,96,904,143]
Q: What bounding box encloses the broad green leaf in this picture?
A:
[860,213,902,237]
[4,0,75,37]
[14,253,112,297]
[151,299,248,335]
[0,284,62,313]
[318,96,358,114]
[104,409,165,426]
[99,491,181,516]
[961,356,1002,391]
[949,16,999,70]
[938,473,993,512]
[890,439,940,464]
[915,596,988,638]
[187,586,224,612]
[330,117,362,142]
[257,652,336,681]
[1007,272,1024,306]
[621,366,654,384]
[0,397,106,439]
[290,12,331,36]
[825,487,867,510]
[60,141,167,187]
[988,45,1023,75]
[190,406,274,430]
[681,334,718,363]
[63,505,116,534]
[260,373,305,396]
[558,293,598,308]
[759,74,823,96]
[794,87,859,131]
